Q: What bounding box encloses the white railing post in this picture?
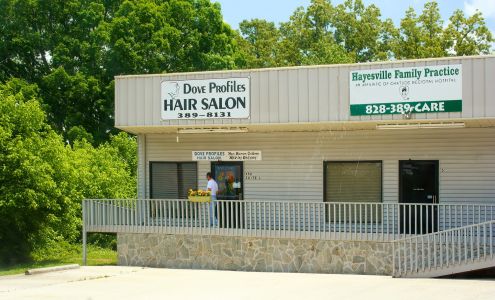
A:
[392,220,495,277]
[82,199,87,266]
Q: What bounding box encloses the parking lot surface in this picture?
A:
[1,266,494,300]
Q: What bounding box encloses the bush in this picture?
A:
[0,80,135,265]
[87,233,117,251]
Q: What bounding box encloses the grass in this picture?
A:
[0,244,117,276]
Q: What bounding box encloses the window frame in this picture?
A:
[323,160,383,204]
[323,160,383,223]
[149,161,198,199]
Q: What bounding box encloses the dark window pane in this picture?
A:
[178,163,198,199]
[150,162,197,199]
[324,161,382,222]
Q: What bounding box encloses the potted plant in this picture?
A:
[187,189,211,203]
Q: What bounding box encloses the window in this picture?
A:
[324,161,382,222]
[150,162,197,199]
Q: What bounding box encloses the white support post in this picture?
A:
[82,200,87,266]
[136,134,147,225]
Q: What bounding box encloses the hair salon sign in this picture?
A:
[161,77,250,120]
[350,64,462,116]
[192,151,261,161]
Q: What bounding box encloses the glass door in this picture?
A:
[211,162,243,200]
[211,162,244,228]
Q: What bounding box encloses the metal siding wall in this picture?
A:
[115,56,495,127]
[298,68,309,122]
[278,70,289,123]
[268,70,279,123]
[308,68,319,122]
[328,67,339,121]
[127,78,136,126]
[151,77,160,125]
[486,58,495,116]
[259,71,270,123]
[463,59,474,118]
[383,160,398,204]
[288,70,299,122]
[317,67,329,121]
[135,77,145,126]
[251,72,261,123]
[473,59,485,117]
[338,67,348,121]
[144,128,495,204]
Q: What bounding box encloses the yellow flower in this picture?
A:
[188,189,212,198]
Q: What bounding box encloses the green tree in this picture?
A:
[237,0,400,65]
[331,0,392,62]
[104,0,239,75]
[236,1,493,64]
[238,19,280,68]
[0,0,243,144]
[395,7,422,59]
[40,67,111,143]
[393,3,446,59]
[0,0,120,143]
[444,9,493,56]
[0,0,114,82]
[0,79,136,264]
[277,1,352,66]
[0,80,74,263]
[107,131,137,178]
[418,1,446,57]
[393,2,492,59]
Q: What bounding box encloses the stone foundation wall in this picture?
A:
[117,233,392,275]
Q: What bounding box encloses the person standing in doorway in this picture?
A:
[206,172,218,226]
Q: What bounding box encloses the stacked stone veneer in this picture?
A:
[118,233,393,275]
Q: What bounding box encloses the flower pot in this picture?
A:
[188,195,211,203]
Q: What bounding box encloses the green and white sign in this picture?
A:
[349,64,462,116]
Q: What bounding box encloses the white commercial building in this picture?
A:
[84,55,495,277]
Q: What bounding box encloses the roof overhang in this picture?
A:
[116,118,495,135]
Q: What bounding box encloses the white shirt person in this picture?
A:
[207,174,218,199]
[206,172,218,226]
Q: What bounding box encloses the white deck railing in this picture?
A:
[82,199,495,273]
[392,220,495,277]
[83,199,495,240]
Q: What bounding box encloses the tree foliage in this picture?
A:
[444,9,493,56]
[0,80,136,264]
[105,0,238,75]
[238,19,280,68]
[238,0,493,68]
[277,2,354,66]
[391,2,493,59]
[0,0,242,143]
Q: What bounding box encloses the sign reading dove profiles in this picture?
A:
[161,77,250,120]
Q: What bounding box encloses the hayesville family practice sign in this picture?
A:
[350,64,462,116]
[192,151,262,161]
[161,77,250,120]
